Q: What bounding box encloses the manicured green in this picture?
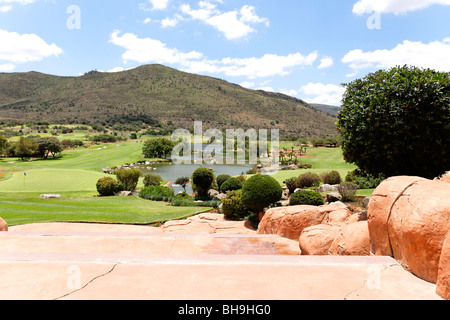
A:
[0,139,211,226]
[0,193,209,226]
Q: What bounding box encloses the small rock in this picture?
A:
[326,192,342,203]
[40,194,62,199]
[117,191,132,197]
[328,201,349,209]
[317,184,340,193]
[362,197,371,209]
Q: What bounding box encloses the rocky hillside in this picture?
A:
[0,64,337,137]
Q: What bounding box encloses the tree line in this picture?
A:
[0,136,63,161]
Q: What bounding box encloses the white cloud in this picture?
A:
[109,31,318,79]
[142,0,169,11]
[353,0,450,14]
[239,5,270,27]
[0,63,15,71]
[342,38,450,75]
[185,52,318,79]
[106,67,125,73]
[0,29,62,68]
[180,1,269,40]
[161,15,182,28]
[0,5,12,12]
[109,30,203,65]
[0,0,35,13]
[240,81,255,89]
[318,56,333,69]
[300,83,345,106]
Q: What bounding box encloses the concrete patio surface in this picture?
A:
[0,222,443,300]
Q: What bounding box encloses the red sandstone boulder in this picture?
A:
[437,232,450,300]
[0,217,7,232]
[299,223,342,255]
[368,176,450,299]
[367,176,428,256]
[258,205,349,241]
[329,221,371,256]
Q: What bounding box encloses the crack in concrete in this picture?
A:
[343,265,392,300]
[53,264,118,300]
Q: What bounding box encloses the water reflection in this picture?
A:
[138,162,252,195]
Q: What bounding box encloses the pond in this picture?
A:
[138,162,252,195]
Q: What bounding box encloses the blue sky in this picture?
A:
[1,0,450,106]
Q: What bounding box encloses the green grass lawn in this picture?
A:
[0,139,211,226]
[0,193,209,226]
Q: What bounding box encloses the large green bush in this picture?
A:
[320,171,342,185]
[220,177,243,193]
[222,190,251,221]
[216,174,232,191]
[96,177,119,197]
[241,174,283,217]
[192,167,215,198]
[116,168,141,191]
[296,172,321,188]
[289,190,324,206]
[338,65,450,179]
[139,185,174,201]
[143,173,162,187]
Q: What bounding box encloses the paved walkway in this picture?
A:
[0,221,443,300]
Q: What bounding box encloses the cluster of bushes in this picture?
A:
[3,136,63,160]
[284,170,342,194]
[222,174,283,222]
[61,139,84,149]
[289,190,324,206]
[96,168,143,196]
[139,184,221,208]
[345,169,385,189]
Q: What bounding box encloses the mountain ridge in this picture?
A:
[0,64,338,137]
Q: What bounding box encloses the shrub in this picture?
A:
[345,169,385,189]
[338,65,450,179]
[296,172,321,188]
[142,138,175,159]
[192,167,215,198]
[241,174,283,218]
[116,168,142,191]
[139,185,174,201]
[284,177,298,194]
[96,177,119,197]
[222,190,251,221]
[143,173,162,187]
[289,190,324,206]
[175,177,190,192]
[220,177,243,193]
[216,174,232,191]
[338,182,358,202]
[170,198,221,208]
[320,171,342,185]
